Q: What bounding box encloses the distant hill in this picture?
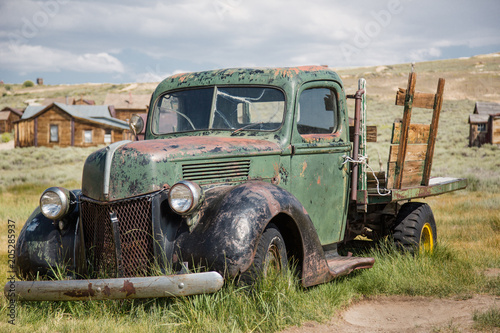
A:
[1,53,499,110]
[336,52,500,102]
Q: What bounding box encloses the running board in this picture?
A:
[325,251,375,277]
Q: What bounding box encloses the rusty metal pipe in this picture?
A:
[348,89,365,202]
[4,272,224,301]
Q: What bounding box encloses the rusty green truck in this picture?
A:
[6,66,466,301]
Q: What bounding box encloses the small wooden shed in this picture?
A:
[0,107,23,133]
[469,102,500,147]
[15,103,132,148]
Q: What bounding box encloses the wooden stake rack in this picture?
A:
[387,73,445,189]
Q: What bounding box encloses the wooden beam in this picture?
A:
[34,117,38,147]
[394,72,417,189]
[422,78,445,185]
[396,88,436,109]
[71,118,75,146]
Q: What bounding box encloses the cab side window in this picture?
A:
[297,88,338,135]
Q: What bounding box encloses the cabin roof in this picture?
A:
[21,103,129,129]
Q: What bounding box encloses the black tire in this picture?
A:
[240,223,287,284]
[393,202,437,254]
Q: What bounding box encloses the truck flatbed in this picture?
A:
[358,177,467,205]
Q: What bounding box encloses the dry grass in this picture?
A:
[338,52,500,102]
[426,191,500,269]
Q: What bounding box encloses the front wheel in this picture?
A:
[393,202,437,254]
[240,223,287,284]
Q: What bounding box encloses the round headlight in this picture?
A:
[168,181,202,215]
[40,187,72,220]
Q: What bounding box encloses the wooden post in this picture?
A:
[395,72,416,189]
[422,78,445,186]
[34,118,38,147]
[71,118,75,146]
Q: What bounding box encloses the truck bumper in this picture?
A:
[4,272,224,301]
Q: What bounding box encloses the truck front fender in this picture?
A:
[173,181,331,285]
[15,190,85,279]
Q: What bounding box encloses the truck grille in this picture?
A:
[80,195,154,278]
[182,159,250,183]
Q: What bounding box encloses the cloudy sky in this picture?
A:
[0,0,499,84]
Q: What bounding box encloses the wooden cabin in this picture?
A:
[104,93,150,140]
[14,103,132,148]
[104,93,150,122]
[469,102,500,147]
[0,107,23,133]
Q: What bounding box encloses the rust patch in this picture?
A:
[63,282,96,298]
[317,176,321,185]
[120,280,136,297]
[122,136,281,160]
[302,133,341,143]
[103,285,111,296]
[300,161,307,177]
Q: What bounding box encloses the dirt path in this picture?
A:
[282,295,499,333]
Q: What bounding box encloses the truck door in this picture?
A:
[290,82,351,245]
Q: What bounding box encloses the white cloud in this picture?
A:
[133,65,188,83]
[0,43,125,74]
[1,0,499,83]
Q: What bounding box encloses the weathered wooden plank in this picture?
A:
[350,125,377,142]
[367,171,386,189]
[394,72,417,188]
[16,120,35,147]
[387,160,425,188]
[490,117,500,144]
[391,123,430,144]
[396,88,436,109]
[422,78,445,186]
[388,144,428,162]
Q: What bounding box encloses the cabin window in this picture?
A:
[297,88,338,135]
[84,130,93,143]
[50,124,59,142]
[477,123,486,132]
[104,129,112,144]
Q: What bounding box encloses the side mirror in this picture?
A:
[129,114,144,140]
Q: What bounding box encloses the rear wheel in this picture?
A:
[393,202,437,254]
[240,223,287,284]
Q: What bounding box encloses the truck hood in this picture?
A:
[82,137,281,201]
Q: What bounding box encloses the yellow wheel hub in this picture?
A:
[420,223,434,253]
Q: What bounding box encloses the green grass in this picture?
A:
[0,238,496,332]
[473,306,500,330]
[1,132,12,143]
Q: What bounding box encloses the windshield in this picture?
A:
[153,86,285,134]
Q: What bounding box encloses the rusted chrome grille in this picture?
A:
[182,160,250,183]
[80,195,154,278]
